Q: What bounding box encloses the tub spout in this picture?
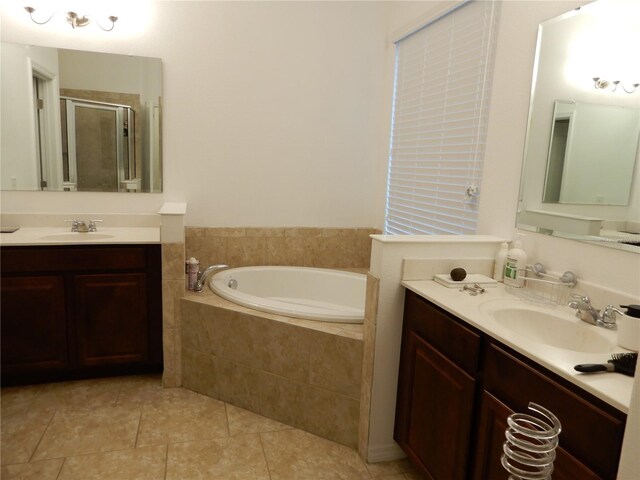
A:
[195,264,229,293]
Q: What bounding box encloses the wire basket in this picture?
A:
[505,266,575,306]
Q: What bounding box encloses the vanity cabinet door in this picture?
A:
[395,331,476,480]
[0,275,68,374]
[396,289,481,480]
[473,391,601,480]
[73,273,149,367]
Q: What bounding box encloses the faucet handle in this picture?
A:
[568,293,590,307]
[64,219,79,231]
[601,305,624,326]
[88,219,103,232]
[570,293,590,302]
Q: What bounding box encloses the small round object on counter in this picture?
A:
[450,267,467,282]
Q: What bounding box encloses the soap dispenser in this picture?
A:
[493,242,509,281]
[503,234,527,287]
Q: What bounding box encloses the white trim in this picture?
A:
[366,443,405,463]
[28,59,63,191]
[389,0,468,44]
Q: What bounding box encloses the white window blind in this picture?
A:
[385,0,500,235]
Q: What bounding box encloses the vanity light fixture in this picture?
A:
[593,77,639,94]
[24,6,118,31]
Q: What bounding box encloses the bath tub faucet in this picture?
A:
[195,264,229,293]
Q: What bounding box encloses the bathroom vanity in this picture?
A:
[395,287,628,480]
[1,239,163,385]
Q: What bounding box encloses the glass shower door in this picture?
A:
[74,104,119,191]
[61,98,134,192]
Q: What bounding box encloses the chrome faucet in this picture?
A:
[194,264,229,293]
[568,294,622,329]
[65,219,103,232]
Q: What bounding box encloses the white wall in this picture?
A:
[0,1,390,227]
[0,44,59,190]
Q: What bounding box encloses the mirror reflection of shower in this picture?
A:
[60,97,136,192]
[0,43,163,193]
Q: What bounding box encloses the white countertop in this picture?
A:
[0,227,160,246]
[402,280,634,413]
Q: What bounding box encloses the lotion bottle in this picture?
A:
[186,257,199,291]
[503,235,527,287]
[493,242,509,281]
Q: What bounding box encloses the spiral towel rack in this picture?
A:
[501,403,562,480]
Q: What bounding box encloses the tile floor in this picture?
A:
[1,375,420,479]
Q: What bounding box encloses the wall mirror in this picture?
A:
[517,0,640,251]
[1,43,162,193]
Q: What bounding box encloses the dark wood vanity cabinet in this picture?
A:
[395,289,627,480]
[395,289,481,480]
[1,245,163,385]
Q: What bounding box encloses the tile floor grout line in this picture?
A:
[258,432,274,480]
[54,457,66,480]
[114,378,125,405]
[224,402,231,437]
[134,404,145,448]
[41,445,143,461]
[163,443,169,480]
[27,406,58,463]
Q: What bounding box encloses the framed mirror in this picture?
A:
[1,43,162,193]
[517,0,640,250]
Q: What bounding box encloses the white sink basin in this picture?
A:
[38,233,116,241]
[481,301,616,353]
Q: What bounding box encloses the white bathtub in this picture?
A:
[209,266,366,323]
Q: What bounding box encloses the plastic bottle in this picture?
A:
[493,242,509,281]
[186,257,199,290]
[503,235,527,287]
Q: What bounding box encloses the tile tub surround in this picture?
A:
[161,241,186,387]
[185,227,379,269]
[359,272,380,460]
[180,290,364,449]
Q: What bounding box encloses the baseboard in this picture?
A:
[366,442,406,463]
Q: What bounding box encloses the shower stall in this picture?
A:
[60,96,136,192]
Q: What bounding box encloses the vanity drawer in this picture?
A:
[1,245,150,273]
[403,289,481,376]
[484,342,626,479]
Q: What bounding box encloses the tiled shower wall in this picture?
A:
[185,227,378,269]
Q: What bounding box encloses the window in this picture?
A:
[384,0,500,235]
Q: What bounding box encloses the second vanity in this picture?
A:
[396,281,633,480]
[0,219,163,385]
